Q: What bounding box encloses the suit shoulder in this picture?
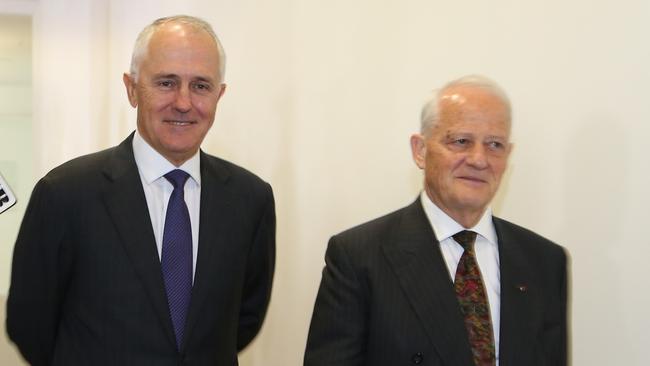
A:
[41,146,116,185]
[23,147,118,216]
[207,155,268,184]
[201,153,273,205]
[202,154,270,187]
[494,216,566,257]
[331,205,411,249]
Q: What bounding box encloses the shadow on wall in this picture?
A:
[0,295,28,365]
[560,117,625,365]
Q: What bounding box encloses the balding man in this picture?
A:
[305,76,567,366]
[7,15,275,365]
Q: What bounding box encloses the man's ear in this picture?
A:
[506,142,514,157]
[209,85,227,119]
[410,134,426,169]
[123,73,138,108]
[217,83,226,101]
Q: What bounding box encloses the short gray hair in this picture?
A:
[129,15,226,82]
[420,75,511,135]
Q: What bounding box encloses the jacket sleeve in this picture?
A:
[304,235,367,366]
[236,183,276,350]
[6,177,73,366]
[543,247,568,366]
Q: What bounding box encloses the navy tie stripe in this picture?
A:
[161,169,193,350]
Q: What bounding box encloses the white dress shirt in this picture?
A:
[419,192,501,363]
[132,131,201,281]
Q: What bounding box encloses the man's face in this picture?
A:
[123,23,226,166]
[411,86,512,225]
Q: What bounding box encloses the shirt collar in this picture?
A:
[419,191,497,245]
[132,130,201,185]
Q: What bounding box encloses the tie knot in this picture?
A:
[453,230,477,251]
[164,169,190,189]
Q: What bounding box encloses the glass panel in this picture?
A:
[0,14,33,293]
[0,13,32,365]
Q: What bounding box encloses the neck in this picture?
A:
[166,155,190,167]
[424,189,486,228]
[447,210,483,229]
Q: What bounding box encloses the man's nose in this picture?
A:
[466,145,488,169]
[173,86,192,112]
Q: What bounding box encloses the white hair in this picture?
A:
[129,15,226,82]
[420,75,511,135]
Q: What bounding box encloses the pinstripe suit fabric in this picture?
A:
[305,199,567,366]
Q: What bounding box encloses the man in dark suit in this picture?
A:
[305,75,567,366]
[6,15,275,365]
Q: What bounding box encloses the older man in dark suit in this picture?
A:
[6,15,275,366]
[305,75,567,366]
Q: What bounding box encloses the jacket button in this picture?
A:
[412,352,423,364]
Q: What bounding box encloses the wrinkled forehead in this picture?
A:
[142,24,222,78]
[148,23,218,53]
[438,85,511,131]
[440,85,508,111]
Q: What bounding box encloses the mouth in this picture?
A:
[457,176,487,184]
[163,120,196,126]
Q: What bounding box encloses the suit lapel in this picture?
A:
[182,152,232,349]
[382,200,475,366]
[101,134,177,348]
[494,218,535,366]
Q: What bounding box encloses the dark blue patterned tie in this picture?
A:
[161,169,193,350]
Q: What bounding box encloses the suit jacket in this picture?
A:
[304,199,566,366]
[6,133,276,366]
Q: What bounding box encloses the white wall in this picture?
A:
[1,0,648,365]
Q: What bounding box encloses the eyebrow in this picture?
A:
[152,73,215,84]
[485,134,508,140]
[192,76,215,84]
[152,73,179,80]
[444,132,508,141]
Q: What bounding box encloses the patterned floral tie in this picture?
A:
[453,230,496,366]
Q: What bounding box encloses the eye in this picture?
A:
[487,141,505,150]
[447,137,472,151]
[156,79,176,88]
[191,81,212,92]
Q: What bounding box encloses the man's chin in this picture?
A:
[452,193,492,213]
